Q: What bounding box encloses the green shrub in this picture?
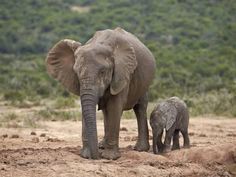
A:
[0,0,235,118]
[36,107,81,121]
[122,110,135,119]
[1,112,18,122]
[52,97,77,109]
[186,89,236,117]
[23,116,39,128]
[3,91,25,102]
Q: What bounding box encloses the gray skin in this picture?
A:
[150,97,190,154]
[46,27,156,160]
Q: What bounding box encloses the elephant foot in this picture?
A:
[134,140,150,151]
[157,143,165,154]
[163,145,171,153]
[183,144,190,149]
[101,148,121,160]
[80,146,100,159]
[98,138,106,149]
[172,144,180,151]
[80,146,91,159]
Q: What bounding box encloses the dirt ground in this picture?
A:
[0,114,236,177]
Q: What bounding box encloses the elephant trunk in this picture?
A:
[152,132,157,154]
[80,89,99,159]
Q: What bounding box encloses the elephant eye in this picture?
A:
[100,68,106,75]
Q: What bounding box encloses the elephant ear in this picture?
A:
[46,39,81,96]
[161,103,177,131]
[110,37,137,95]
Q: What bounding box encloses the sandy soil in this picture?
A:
[0,116,236,177]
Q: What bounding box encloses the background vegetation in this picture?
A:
[0,0,235,117]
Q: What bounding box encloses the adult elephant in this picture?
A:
[46,27,156,159]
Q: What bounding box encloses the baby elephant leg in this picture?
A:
[153,129,164,154]
[156,130,165,153]
[181,129,190,148]
[163,128,175,153]
[172,130,180,150]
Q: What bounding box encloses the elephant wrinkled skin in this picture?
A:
[150,97,190,154]
[46,27,156,159]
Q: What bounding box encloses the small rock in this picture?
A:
[149,162,155,167]
[126,145,133,149]
[32,137,39,143]
[40,133,46,137]
[30,132,37,136]
[198,133,207,137]
[2,134,8,138]
[124,136,131,141]
[131,136,138,141]
[226,133,236,137]
[10,134,19,139]
[189,132,195,136]
[3,161,9,165]
[120,127,128,131]
[46,137,61,142]
[17,160,30,166]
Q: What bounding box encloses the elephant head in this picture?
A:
[46,29,137,159]
[150,101,178,154]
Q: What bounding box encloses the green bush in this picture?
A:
[37,108,81,121]
[186,89,236,117]
[1,112,18,122]
[23,116,39,128]
[52,97,77,109]
[3,91,25,102]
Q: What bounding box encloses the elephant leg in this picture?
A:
[163,128,174,153]
[172,129,180,150]
[133,93,150,151]
[181,129,190,148]
[156,130,165,153]
[100,96,123,160]
[80,116,92,158]
[98,110,107,149]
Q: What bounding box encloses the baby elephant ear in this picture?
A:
[110,37,137,95]
[46,39,81,96]
[165,104,178,131]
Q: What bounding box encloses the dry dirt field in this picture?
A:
[0,111,236,177]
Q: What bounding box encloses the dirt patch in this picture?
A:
[70,5,91,13]
[0,117,236,177]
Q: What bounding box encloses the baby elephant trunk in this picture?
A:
[152,131,158,154]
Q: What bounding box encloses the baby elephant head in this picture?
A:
[150,102,178,154]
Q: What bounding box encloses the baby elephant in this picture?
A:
[150,97,190,154]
